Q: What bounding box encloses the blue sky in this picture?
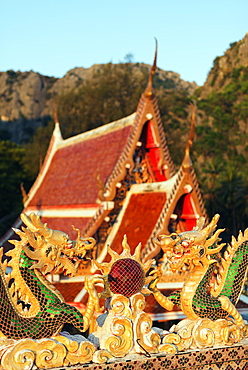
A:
[1,0,247,86]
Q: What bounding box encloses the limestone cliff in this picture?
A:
[199,32,248,98]
[0,63,197,143]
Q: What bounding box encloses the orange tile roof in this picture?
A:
[54,282,83,302]
[41,217,90,240]
[29,124,133,207]
[110,192,167,256]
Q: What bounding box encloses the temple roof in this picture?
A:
[26,114,136,208]
[23,62,175,215]
[97,163,207,263]
[15,56,178,246]
[110,192,167,256]
[0,52,206,272]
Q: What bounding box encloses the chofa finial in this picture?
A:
[53,98,59,124]
[145,38,158,98]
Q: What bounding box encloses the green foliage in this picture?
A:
[0,141,29,236]
[158,92,191,166]
[194,67,248,163]
[198,159,248,241]
[22,120,54,180]
[229,41,238,49]
[58,61,148,138]
[0,129,11,141]
[193,66,248,239]
[153,75,176,90]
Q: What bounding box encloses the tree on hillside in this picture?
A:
[215,164,248,237]
[58,60,149,138]
[198,159,248,241]
[22,120,54,181]
[194,67,248,166]
[158,92,191,167]
[0,141,29,236]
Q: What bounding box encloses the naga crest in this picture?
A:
[4,213,96,319]
[153,214,225,272]
[11,213,96,276]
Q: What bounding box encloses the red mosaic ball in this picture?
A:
[108,258,144,297]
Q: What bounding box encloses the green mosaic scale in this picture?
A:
[167,240,248,320]
[0,250,84,339]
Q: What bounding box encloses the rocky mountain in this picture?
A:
[0,63,197,143]
[199,32,248,98]
[190,32,248,235]
[193,32,248,156]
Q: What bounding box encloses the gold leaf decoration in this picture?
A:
[104,317,133,357]
[92,349,114,364]
[53,334,96,365]
[1,338,66,370]
[0,336,96,370]
[158,342,178,354]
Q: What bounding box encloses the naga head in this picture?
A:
[153,214,225,272]
[19,213,96,276]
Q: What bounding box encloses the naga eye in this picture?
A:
[198,248,205,257]
[170,234,178,240]
[45,246,52,257]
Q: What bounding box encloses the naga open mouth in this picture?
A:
[153,234,196,272]
[56,238,96,276]
[54,253,82,276]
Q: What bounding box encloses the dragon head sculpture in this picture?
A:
[153,214,225,272]
[18,213,96,276]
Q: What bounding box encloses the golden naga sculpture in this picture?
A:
[150,214,248,350]
[1,213,248,369]
[0,213,97,369]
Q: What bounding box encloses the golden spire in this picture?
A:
[182,102,196,170]
[145,38,157,98]
[53,98,58,124]
[52,97,63,141]
[20,183,28,204]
